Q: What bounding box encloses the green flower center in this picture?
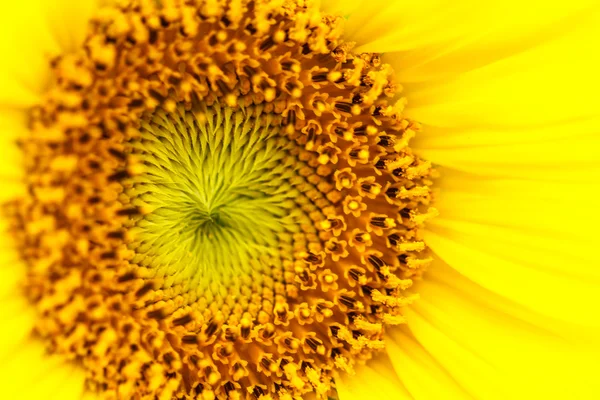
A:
[127,104,322,308]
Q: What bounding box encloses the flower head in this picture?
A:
[1,0,600,399]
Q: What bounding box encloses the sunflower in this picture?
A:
[1,0,599,399]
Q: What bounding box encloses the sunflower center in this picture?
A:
[5,0,436,398]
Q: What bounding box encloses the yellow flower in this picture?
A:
[1,0,599,399]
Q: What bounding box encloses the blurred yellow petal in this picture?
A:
[413,115,600,150]
[0,110,27,182]
[347,0,595,59]
[0,341,86,400]
[336,354,413,400]
[0,2,99,399]
[318,0,362,17]
[401,7,600,128]
[424,225,599,327]
[385,327,470,399]
[0,0,98,108]
[396,257,600,399]
[0,225,91,399]
[418,137,600,183]
[2,0,599,399]
[431,167,599,244]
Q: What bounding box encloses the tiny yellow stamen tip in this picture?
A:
[240,318,251,328]
[225,94,237,107]
[324,275,334,283]
[164,99,177,112]
[358,149,369,160]
[319,220,331,230]
[207,373,219,385]
[348,201,359,210]
[264,88,276,102]
[371,186,381,195]
[128,163,146,176]
[207,65,221,77]
[328,71,342,82]
[216,31,228,42]
[273,31,286,43]
[317,154,329,164]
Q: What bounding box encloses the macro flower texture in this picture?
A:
[1,0,600,399]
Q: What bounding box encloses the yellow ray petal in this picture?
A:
[401,257,600,399]
[431,168,600,241]
[422,165,600,327]
[384,326,470,399]
[0,298,36,361]
[413,115,600,152]
[401,7,600,129]
[0,0,99,108]
[318,0,362,17]
[0,216,26,295]
[336,353,413,400]
[417,136,600,183]
[423,225,600,328]
[41,0,99,54]
[430,218,599,279]
[413,257,596,340]
[81,390,103,400]
[0,110,27,201]
[1,341,87,400]
[414,132,600,180]
[347,0,595,60]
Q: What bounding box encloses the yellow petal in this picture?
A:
[0,248,89,399]
[418,137,600,183]
[349,0,592,52]
[394,257,600,399]
[41,0,99,54]
[412,116,600,182]
[348,0,597,87]
[336,352,412,400]
[319,0,362,17]
[431,168,599,244]
[0,341,86,400]
[0,250,25,301]
[0,298,36,361]
[401,6,600,128]
[423,165,600,328]
[385,326,470,399]
[424,222,600,328]
[0,110,27,184]
[413,115,600,149]
[0,0,98,108]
